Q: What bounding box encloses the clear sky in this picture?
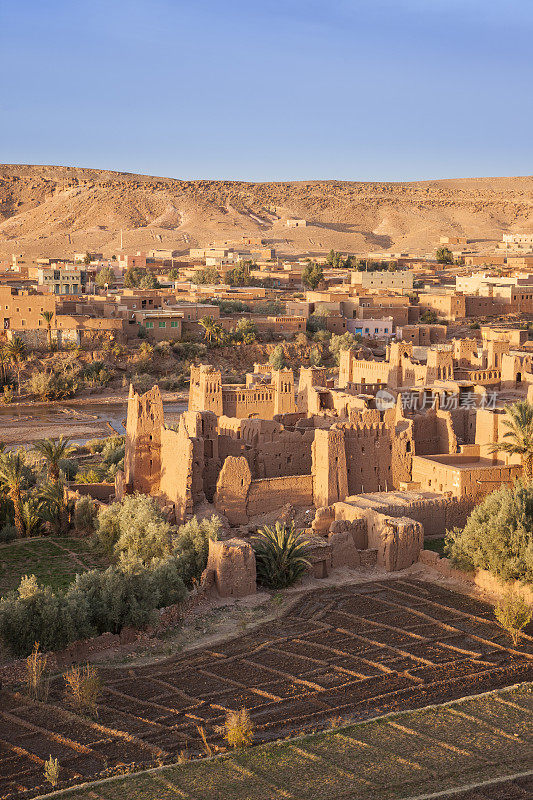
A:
[1,0,532,182]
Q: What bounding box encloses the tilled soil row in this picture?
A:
[1,577,532,800]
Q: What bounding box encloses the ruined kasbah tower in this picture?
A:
[124,383,164,495]
[188,363,296,419]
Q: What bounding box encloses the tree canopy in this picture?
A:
[95,267,115,288]
[446,481,533,584]
[191,267,219,285]
[124,268,159,289]
[302,261,324,290]
[436,246,453,264]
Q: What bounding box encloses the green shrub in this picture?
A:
[252,522,310,590]
[59,458,79,481]
[445,481,533,584]
[268,344,285,370]
[130,372,155,392]
[232,319,257,345]
[85,438,106,454]
[81,361,113,387]
[172,341,207,361]
[74,496,98,533]
[27,370,79,400]
[95,494,171,563]
[114,494,172,564]
[495,592,532,645]
[105,461,123,481]
[212,299,250,315]
[0,578,91,657]
[255,300,284,315]
[73,559,180,634]
[75,467,106,484]
[149,555,188,607]
[159,375,188,390]
[101,437,125,466]
[94,502,121,555]
[309,347,322,366]
[329,332,361,364]
[0,523,17,543]
[0,508,215,657]
[306,314,328,334]
[172,515,221,587]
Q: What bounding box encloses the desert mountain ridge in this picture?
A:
[1,164,533,260]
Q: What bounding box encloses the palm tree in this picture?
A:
[41,311,55,351]
[33,436,75,481]
[199,316,218,345]
[5,337,27,396]
[38,480,72,536]
[0,451,27,536]
[489,400,533,481]
[21,498,41,537]
[252,522,310,589]
[0,344,10,387]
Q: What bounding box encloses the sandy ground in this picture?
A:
[0,390,188,445]
[0,408,113,444]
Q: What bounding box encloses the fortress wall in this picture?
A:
[334,494,474,538]
[246,475,313,517]
[252,430,313,478]
[222,388,276,419]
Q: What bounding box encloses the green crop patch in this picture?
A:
[0,536,106,595]
[55,684,533,800]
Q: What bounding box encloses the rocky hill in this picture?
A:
[1,164,533,259]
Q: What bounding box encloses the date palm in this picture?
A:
[21,498,41,537]
[0,344,11,387]
[33,436,75,481]
[41,311,55,351]
[38,480,73,536]
[5,336,27,396]
[199,316,218,345]
[252,522,310,589]
[0,451,27,536]
[489,400,533,481]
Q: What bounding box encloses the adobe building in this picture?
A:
[397,324,447,346]
[351,270,414,294]
[0,286,56,334]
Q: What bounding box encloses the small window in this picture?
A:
[171,320,179,328]
[159,321,166,328]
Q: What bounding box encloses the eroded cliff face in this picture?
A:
[1,164,532,258]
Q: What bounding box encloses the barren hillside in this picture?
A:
[1,164,533,259]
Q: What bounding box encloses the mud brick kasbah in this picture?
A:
[110,333,530,595]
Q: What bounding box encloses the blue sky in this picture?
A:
[1,0,532,181]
